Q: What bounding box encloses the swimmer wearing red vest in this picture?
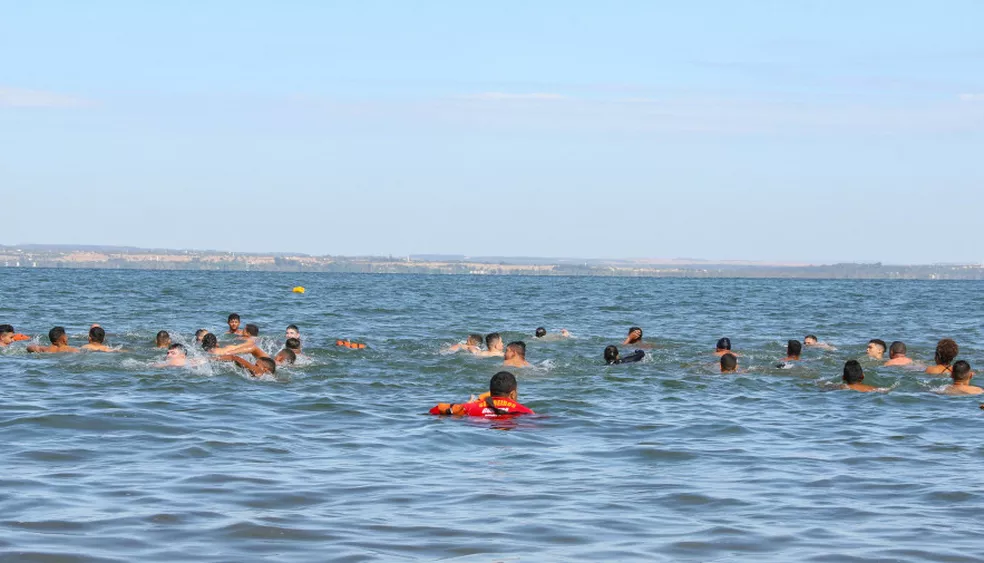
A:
[429,371,534,418]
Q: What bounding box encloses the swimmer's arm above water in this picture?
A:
[217,354,264,376]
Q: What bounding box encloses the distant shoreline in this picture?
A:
[2,245,982,280]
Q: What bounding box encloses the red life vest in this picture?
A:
[429,396,534,418]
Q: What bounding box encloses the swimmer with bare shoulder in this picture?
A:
[883,341,913,366]
[80,325,120,352]
[476,333,504,357]
[218,354,276,377]
[926,339,958,375]
[27,327,80,354]
[503,341,530,368]
[941,361,982,395]
[841,360,878,392]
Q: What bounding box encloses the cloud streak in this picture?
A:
[0,86,91,108]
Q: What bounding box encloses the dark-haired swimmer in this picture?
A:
[503,341,530,368]
[27,327,80,354]
[804,334,837,351]
[285,337,302,357]
[926,338,959,375]
[218,354,276,377]
[476,333,504,357]
[163,343,188,367]
[623,327,654,349]
[429,371,534,417]
[0,324,15,347]
[783,339,802,362]
[212,325,259,355]
[534,327,571,340]
[201,333,219,353]
[866,339,887,360]
[714,337,736,357]
[942,361,983,395]
[241,344,295,367]
[81,325,119,352]
[604,345,644,365]
[449,333,484,354]
[720,353,738,373]
[841,360,878,392]
[156,330,171,349]
[195,329,208,343]
[884,341,913,367]
[286,324,300,341]
[227,313,245,336]
[535,327,546,338]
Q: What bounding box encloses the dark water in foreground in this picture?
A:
[1,269,983,562]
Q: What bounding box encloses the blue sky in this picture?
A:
[1,0,982,263]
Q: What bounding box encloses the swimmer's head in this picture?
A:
[48,326,67,346]
[0,324,14,345]
[227,314,240,331]
[889,341,907,359]
[485,332,502,351]
[167,343,187,358]
[194,329,207,342]
[256,357,276,375]
[505,341,526,360]
[935,339,959,366]
[604,345,620,365]
[804,335,818,345]
[720,353,738,373]
[787,339,802,358]
[627,327,643,343]
[952,360,973,382]
[201,333,218,352]
[466,333,484,347]
[489,371,518,399]
[866,339,887,359]
[843,360,864,384]
[716,337,732,351]
[535,327,547,338]
[275,348,296,365]
[156,330,171,347]
[286,324,300,339]
[285,337,301,352]
[244,324,259,337]
[88,325,105,344]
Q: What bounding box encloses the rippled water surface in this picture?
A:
[2,269,983,562]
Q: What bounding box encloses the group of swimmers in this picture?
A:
[0,314,304,378]
[3,320,981,419]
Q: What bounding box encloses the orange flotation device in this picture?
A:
[12,334,31,341]
[335,340,367,349]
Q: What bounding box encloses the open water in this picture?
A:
[1,269,983,562]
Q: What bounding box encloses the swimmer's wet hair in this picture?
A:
[195,329,207,340]
[485,332,502,349]
[506,341,526,358]
[286,324,299,332]
[889,341,907,357]
[168,343,186,354]
[604,345,619,364]
[0,324,14,335]
[257,357,276,374]
[285,337,301,351]
[277,348,296,365]
[245,324,259,337]
[467,333,483,346]
[156,330,170,346]
[868,339,887,351]
[721,353,738,372]
[201,333,218,351]
[628,327,642,337]
[48,326,66,344]
[843,360,864,384]
[228,313,240,322]
[952,360,972,382]
[489,371,518,396]
[89,326,105,343]
[805,334,818,343]
[716,337,731,351]
[535,327,547,338]
[787,339,802,357]
[935,339,959,366]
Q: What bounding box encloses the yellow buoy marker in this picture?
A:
[292,286,305,294]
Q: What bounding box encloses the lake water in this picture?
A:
[1,269,983,562]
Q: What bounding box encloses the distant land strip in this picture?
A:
[1,244,983,280]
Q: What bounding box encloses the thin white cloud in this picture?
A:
[463,92,567,101]
[958,93,984,102]
[0,86,91,108]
